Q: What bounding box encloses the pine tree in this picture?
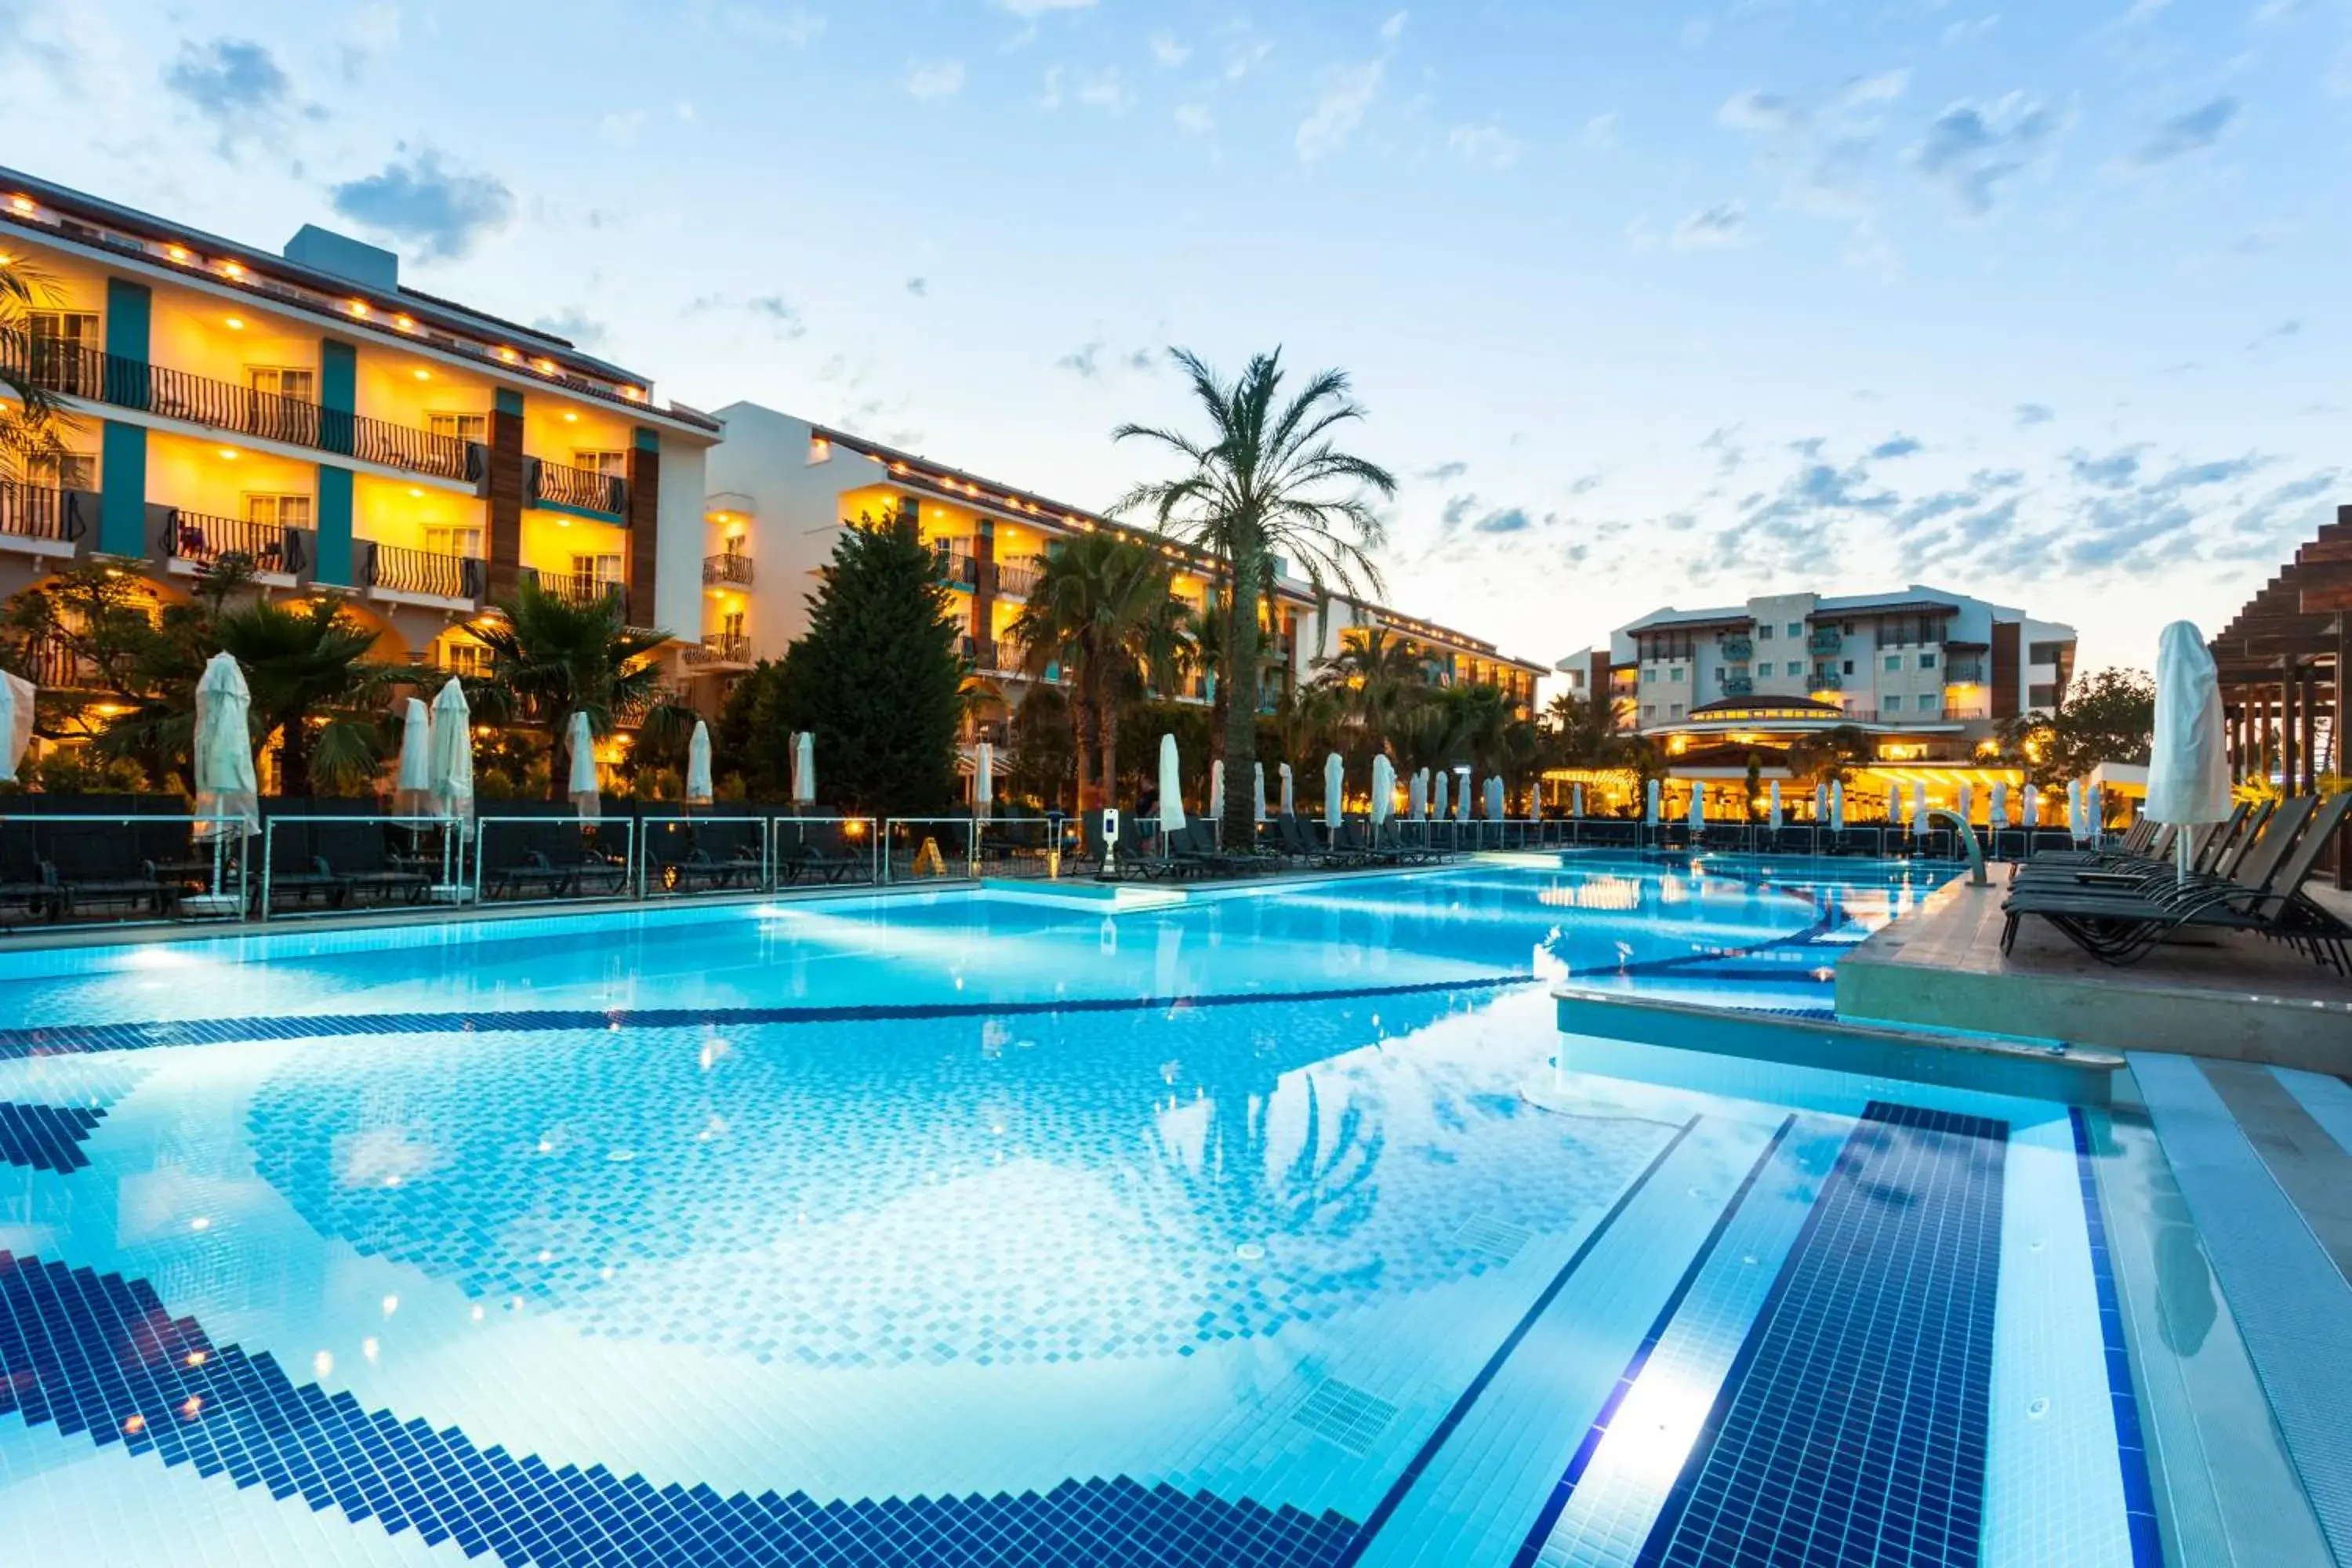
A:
[756,513,965,813]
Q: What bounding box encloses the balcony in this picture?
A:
[703,552,754,586]
[364,541,484,605]
[684,632,752,670]
[527,456,626,517]
[993,560,1040,599]
[158,507,309,580]
[1719,675,1754,697]
[22,633,102,691]
[1719,635,1752,662]
[2,329,483,483]
[1806,629,1842,655]
[0,480,90,554]
[1812,668,1842,691]
[936,547,980,590]
[523,568,624,610]
[1944,660,1986,683]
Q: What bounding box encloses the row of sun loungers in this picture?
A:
[2002,795,2352,971]
[1076,813,1468,881]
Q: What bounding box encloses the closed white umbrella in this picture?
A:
[1485,775,1505,821]
[973,739,993,820]
[1831,779,1846,831]
[2147,619,2232,882]
[1813,781,1828,823]
[1991,782,2010,829]
[686,719,714,806]
[0,670,35,783]
[2024,783,2040,828]
[1209,759,1225,829]
[429,677,474,832]
[1688,780,1706,830]
[566,711,600,821]
[1432,768,1450,822]
[1454,768,1472,823]
[394,696,433,813]
[1768,781,1783,830]
[1572,782,1584,818]
[2067,779,2086,841]
[1157,734,1185,833]
[1372,754,1396,826]
[1254,761,1268,823]
[791,731,815,805]
[1911,781,1928,831]
[192,652,258,840]
[1279,761,1294,817]
[1957,782,1974,829]
[1323,751,1344,829]
[1644,778,1661,826]
[1416,768,1432,819]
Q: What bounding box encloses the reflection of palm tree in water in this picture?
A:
[1159,1074,1385,1255]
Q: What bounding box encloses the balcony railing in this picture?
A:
[528,456,626,517]
[0,481,89,544]
[1719,675,1755,697]
[22,633,100,690]
[1944,661,1986,683]
[1812,668,1842,691]
[158,508,308,576]
[523,568,624,609]
[703,552,754,586]
[2,329,483,483]
[993,561,1040,598]
[684,633,752,668]
[937,549,980,589]
[1719,635,1752,662]
[365,541,483,601]
[1806,630,1842,655]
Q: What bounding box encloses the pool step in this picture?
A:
[1555,987,2125,1106]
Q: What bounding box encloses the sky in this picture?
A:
[2,0,2347,686]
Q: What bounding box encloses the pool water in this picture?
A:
[0,858,2161,1566]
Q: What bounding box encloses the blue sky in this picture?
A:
[3,0,2347,679]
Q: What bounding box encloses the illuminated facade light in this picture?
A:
[7,194,34,213]
[165,245,191,262]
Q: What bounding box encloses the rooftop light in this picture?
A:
[412,368,430,380]
[7,195,34,213]
[166,245,192,262]
[217,448,239,460]
[350,300,371,317]
[394,314,416,332]
[223,316,244,330]
[222,261,244,278]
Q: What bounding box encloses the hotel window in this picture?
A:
[27,311,101,394]
[430,412,488,443]
[437,635,491,677]
[1786,622,1802,637]
[1885,655,1901,673]
[1918,652,1937,670]
[245,494,313,528]
[1757,625,1774,641]
[1842,659,1854,675]
[425,525,484,558]
[1670,703,1684,719]
[575,552,624,586]
[1756,662,1773,677]
[720,609,745,640]
[249,366,316,401]
[1885,695,1903,712]
[27,451,96,490]
[1670,666,1685,682]
[575,449,629,477]
[1642,704,1657,720]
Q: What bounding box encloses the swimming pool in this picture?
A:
[0,858,2176,1564]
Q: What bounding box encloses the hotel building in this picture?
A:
[0,168,719,682]
[1555,586,2077,812]
[696,402,1546,728]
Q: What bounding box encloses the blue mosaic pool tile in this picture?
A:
[2067,1110,2165,1568]
[0,1248,1363,1566]
[0,1099,107,1171]
[1631,1102,2009,1568]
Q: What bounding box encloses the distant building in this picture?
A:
[1555,586,2078,817]
[700,403,1546,735]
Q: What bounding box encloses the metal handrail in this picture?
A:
[256,813,464,921]
[528,455,626,515]
[1,328,482,481]
[684,633,751,666]
[702,553,754,586]
[365,540,484,600]
[523,568,626,609]
[468,814,636,907]
[634,813,773,897]
[160,508,308,575]
[0,480,88,543]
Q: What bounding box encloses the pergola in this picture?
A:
[2209,502,2347,887]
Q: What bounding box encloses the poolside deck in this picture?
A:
[1836,873,2352,1074]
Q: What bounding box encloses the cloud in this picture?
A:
[685,292,806,339]
[1700,426,1746,474]
[1057,342,1102,377]
[1912,93,2056,215]
[1869,434,1923,459]
[1448,122,1523,169]
[599,109,648,146]
[1149,31,1190,67]
[530,308,606,350]
[2014,402,2056,426]
[1298,60,1385,163]
[1582,112,1618,151]
[164,37,303,152]
[1174,103,1215,136]
[903,60,965,100]
[906,277,928,297]
[1719,90,1802,132]
[329,151,515,262]
[2065,446,2143,488]
[1054,339,1158,379]
[1419,460,1469,482]
[997,0,1094,13]
[2132,96,2237,165]
[1380,11,1407,43]
[720,5,825,45]
[339,4,401,81]
[1076,68,1133,114]
[1440,493,1544,536]
[1672,201,1751,249]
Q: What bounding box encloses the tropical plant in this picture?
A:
[1114,347,1396,842]
[1003,530,1189,809]
[1997,666,2156,790]
[0,252,75,481]
[750,510,966,813]
[469,573,688,800]
[1541,689,1618,768]
[1784,724,1875,789]
[1004,685,1079,811]
[1315,626,1429,737]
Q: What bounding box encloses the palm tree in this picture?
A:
[1115,348,1396,844]
[1314,626,1428,737]
[1,253,75,481]
[1003,532,1189,809]
[469,575,690,799]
